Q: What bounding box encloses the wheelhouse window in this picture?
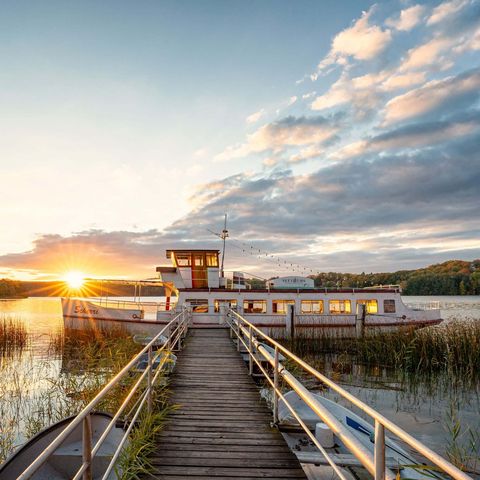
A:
[329,300,351,314]
[243,300,267,314]
[175,253,191,267]
[214,299,238,313]
[206,253,219,267]
[357,299,378,314]
[193,254,204,266]
[384,299,396,313]
[186,299,209,313]
[301,300,324,314]
[272,300,295,314]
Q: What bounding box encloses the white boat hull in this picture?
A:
[61,298,169,336]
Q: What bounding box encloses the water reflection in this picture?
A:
[0,299,138,462]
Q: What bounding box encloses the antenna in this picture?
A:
[207,213,229,277]
[220,213,229,277]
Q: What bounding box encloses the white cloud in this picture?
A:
[386,5,425,31]
[289,145,325,164]
[381,71,426,90]
[302,91,316,100]
[216,116,339,161]
[246,109,266,124]
[399,37,456,71]
[384,69,480,124]
[427,0,469,25]
[333,116,480,159]
[317,7,392,72]
[288,96,298,106]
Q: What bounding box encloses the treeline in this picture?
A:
[311,260,480,295]
[0,279,23,298]
[0,279,166,298]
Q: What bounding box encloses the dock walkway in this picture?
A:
[145,327,307,479]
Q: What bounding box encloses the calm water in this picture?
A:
[0,296,479,466]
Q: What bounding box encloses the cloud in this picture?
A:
[399,36,456,71]
[246,109,266,124]
[316,7,392,73]
[333,110,480,158]
[386,4,425,31]
[381,71,426,90]
[215,115,341,161]
[427,0,469,26]
[3,133,480,277]
[383,67,480,124]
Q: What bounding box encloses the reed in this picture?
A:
[0,326,172,471]
[281,319,480,380]
[0,315,28,356]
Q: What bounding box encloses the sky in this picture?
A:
[0,0,479,280]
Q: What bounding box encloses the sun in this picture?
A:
[64,271,85,289]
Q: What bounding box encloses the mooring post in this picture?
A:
[374,420,386,480]
[82,415,92,480]
[356,303,366,338]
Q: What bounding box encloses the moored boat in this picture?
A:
[62,246,442,336]
[0,413,125,480]
[278,391,439,480]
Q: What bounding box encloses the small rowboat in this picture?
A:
[0,412,125,480]
[279,391,440,480]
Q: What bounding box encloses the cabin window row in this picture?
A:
[187,298,394,314]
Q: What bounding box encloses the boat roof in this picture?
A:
[166,249,220,258]
[178,287,400,294]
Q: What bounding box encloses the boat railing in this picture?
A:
[84,297,177,312]
[404,301,441,311]
[226,308,471,480]
[17,307,191,480]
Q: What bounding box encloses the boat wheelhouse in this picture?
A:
[62,247,442,336]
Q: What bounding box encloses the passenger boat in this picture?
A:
[62,247,442,336]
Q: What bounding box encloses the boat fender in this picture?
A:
[315,422,334,448]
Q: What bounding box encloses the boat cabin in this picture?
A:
[156,249,220,289]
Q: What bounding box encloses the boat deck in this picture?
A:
[142,328,307,479]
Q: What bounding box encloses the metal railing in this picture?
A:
[17,308,191,480]
[226,308,471,480]
[403,301,441,311]
[84,297,177,312]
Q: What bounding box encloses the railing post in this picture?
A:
[147,346,153,414]
[248,325,253,375]
[273,346,279,424]
[236,321,241,351]
[82,415,92,480]
[374,420,386,480]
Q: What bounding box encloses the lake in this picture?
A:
[0,295,479,468]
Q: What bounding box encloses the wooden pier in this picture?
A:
[145,328,307,479]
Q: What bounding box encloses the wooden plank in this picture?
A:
[147,466,307,478]
[142,327,306,479]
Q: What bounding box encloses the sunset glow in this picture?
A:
[64,271,85,290]
[0,0,478,278]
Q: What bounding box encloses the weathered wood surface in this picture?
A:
[143,328,306,479]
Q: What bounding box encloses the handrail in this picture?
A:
[226,308,472,480]
[17,308,191,480]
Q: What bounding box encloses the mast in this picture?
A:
[220,213,229,277]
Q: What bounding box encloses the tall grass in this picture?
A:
[281,319,480,380]
[0,325,172,472]
[0,316,28,357]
